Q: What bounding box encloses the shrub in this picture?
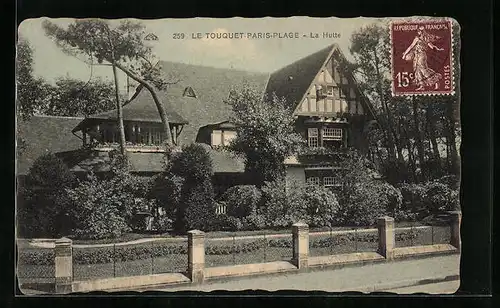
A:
[149,173,184,218]
[208,214,243,232]
[302,185,340,228]
[222,185,262,218]
[66,173,132,240]
[206,239,266,255]
[424,181,459,213]
[182,179,217,231]
[169,144,217,232]
[152,216,173,233]
[18,153,76,237]
[338,180,397,226]
[241,213,267,231]
[260,180,306,229]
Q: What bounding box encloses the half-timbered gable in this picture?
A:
[264,44,377,190]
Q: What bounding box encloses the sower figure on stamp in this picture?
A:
[402,26,444,91]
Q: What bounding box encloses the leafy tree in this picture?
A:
[16,38,51,120]
[167,144,216,232]
[348,21,461,183]
[43,77,119,117]
[18,153,76,237]
[226,85,304,185]
[335,150,403,226]
[43,19,178,155]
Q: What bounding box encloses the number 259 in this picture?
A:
[396,72,414,88]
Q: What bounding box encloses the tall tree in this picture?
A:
[43,19,177,155]
[16,38,50,119]
[226,85,304,186]
[349,24,403,166]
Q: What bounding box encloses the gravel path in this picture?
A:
[24,226,431,249]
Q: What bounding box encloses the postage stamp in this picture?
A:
[390,19,454,96]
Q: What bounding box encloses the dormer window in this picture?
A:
[183,86,197,98]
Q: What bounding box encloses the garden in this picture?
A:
[16,144,459,284]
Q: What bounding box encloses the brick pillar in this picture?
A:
[55,238,73,294]
[448,211,462,250]
[188,230,205,284]
[377,216,395,260]
[292,222,309,270]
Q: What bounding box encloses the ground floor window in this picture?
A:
[305,169,343,189]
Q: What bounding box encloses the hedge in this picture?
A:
[18,239,268,265]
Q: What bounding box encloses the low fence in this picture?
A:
[16,211,461,293]
[309,227,379,257]
[205,233,293,267]
[72,239,188,281]
[394,222,452,248]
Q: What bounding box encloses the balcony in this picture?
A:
[90,142,180,153]
[295,146,352,166]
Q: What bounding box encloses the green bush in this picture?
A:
[424,181,460,213]
[18,153,76,237]
[302,185,340,228]
[168,144,217,232]
[241,213,267,231]
[222,185,261,218]
[66,173,132,240]
[206,239,266,255]
[183,179,217,231]
[259,180,307,229]
[208,214,243,232]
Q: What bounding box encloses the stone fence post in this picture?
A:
[55,237,73,294]
[292,222,309,270]
[187,230,205,284]
[448,211,462,250]
[377,216,395,260]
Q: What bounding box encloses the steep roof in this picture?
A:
[17,115,84,175]
[264,44,335,110]
[119,61,269,145]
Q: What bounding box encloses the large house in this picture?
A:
[17,44,377,195]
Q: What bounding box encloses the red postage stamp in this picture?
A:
[390,19,454,96]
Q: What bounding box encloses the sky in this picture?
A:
[18,17,386,94]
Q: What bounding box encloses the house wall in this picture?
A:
[295,55,365,118]
[285,165,306,186]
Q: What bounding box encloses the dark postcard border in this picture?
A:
[7,0,494,306]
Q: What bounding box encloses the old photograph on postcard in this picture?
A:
[15,16,461,295]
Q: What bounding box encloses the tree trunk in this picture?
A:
[114,62,173,146]
[412,97,426,182]
[426,105,441,163]
[372,48,400,166]
[111,62,126,155]
[446,100,460,176]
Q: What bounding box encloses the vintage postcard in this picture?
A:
[16,16,461,295]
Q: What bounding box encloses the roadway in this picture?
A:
[155,254,460,294]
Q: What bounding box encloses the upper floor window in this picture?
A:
[326,86,335,97]
[322,128,343,141]
[183,86,197,98]
[308,128,319,148]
